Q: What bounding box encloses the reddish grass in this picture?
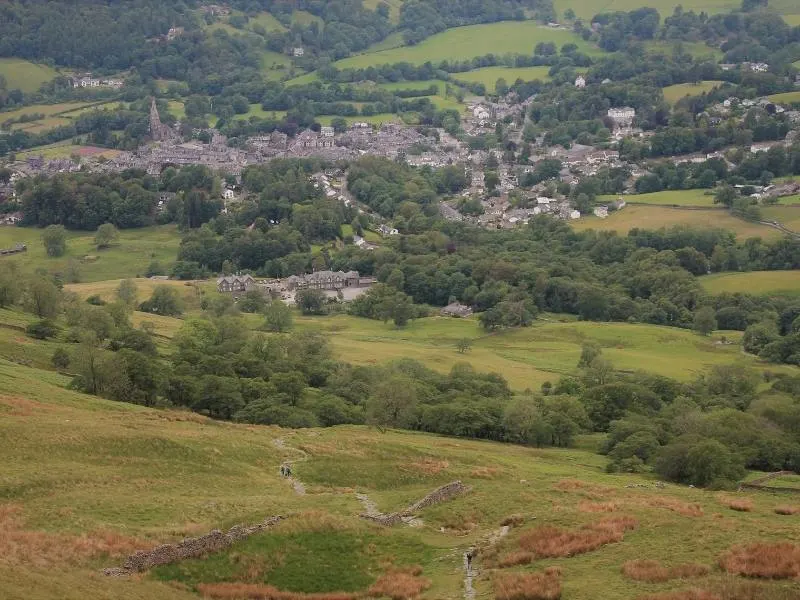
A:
[719,497,754,512]
[367,566,430,600]
[498,551,534,568]
[0,503,148,568]
[553,479,613,497]
[197,584,359,600]
[636,591,720,600]
[471,467,502,479]
[637,580,800,600]
[774,505,799,515]
[719,543,800,579]
[494,570,562,600]
[622,560,710,582]
[500,514,526,527]
[578,501,620,513]
[518,517,638,558]
[405,459,449,475]
[646,497,704,517]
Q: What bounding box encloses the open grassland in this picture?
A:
[335,22,605,70]
[768,91,800,105]
[0,354,798,600]
[572,205,781,240]
[453,66,553,90]
[643,40,723,60]
[663,81,725,104]
[249,11,287,32]
[15,142,119,160]
[553,0,739,20]
[363,0,403,22]
[601,189,716,207]
[0,58,59,93]
[292,9,323,26]
[762,205,800,232]
[316,113,402,126]
[0,225,181,282]
[699,271,800,296]
[785,15,800,26]
[1,101,121,135]
[0,102,99,124]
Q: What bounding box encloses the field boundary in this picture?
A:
[740,471,800,493]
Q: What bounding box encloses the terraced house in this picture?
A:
[285,270,361,291]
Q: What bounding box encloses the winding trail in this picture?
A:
[463,525,510,600]
[272,438,308,495]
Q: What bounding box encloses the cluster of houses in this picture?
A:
[70,75,124,89]
[217,270,376,304]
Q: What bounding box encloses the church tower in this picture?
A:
[149,97,164,141]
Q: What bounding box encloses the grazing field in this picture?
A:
[643,40,723,59]
[0,352,799,600]
[334,21,605,69]
[662,81,725,104]
[363,0,403,22]
[0,102,98,124]
[761,205,800,232]
[377,80,447,93]
[768,91,800,104]
[284,71,319,86]
[292,9,323,26]
[453,66,553,90]
[601,189,716,207]
[0,225,181,282]
[784,14,800,26]
[361,31,407,53]
[699,271,800,296]
[0,58,59,93]
[553,0,739,20]
[572,205,781,240]
[316,113,402,126]
[248,11,287,32]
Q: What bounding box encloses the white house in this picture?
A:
[569,210,581,219]
[222,188,235,200]
[320,126,335,137]
[378,224,399,236]
[607,107,636,128]
[292,47,305,57]
[574,76,586,89]
[593,206,609,219]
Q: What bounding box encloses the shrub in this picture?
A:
[720,497,754,512]
[645,497,704,518]
[86,294,106,305]
[367,566,430,600]
[500,514,526,527]
[26,320,58,340]
[494,570,562,600]
[774,505,799,515]
[623,560,710,583]
[518,517,638,558]
[51,348,70,370]
[498,551,534,568]
[719,543,800,579]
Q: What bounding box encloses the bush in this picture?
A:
[51,347,70,370]
[494,570,562,600]
[518,517,638,558]
[26,319,58,340]
[719,543,800,579]
[86,295,107,306]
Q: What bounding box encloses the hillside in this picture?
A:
[1,356,799,600]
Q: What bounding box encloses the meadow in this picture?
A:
[572,205,781,240]
[644,40,723,60]
[662,81,725,105]
[599,189,717,207]
[553,0,739,20]
[0,58,59,93]
[0,350,798,600]
[699,271,800,297]
[453,66,553,91]
[0,225,181,282]
[761,205,800,233]
[334,22,605,70]
[768,91,800,105]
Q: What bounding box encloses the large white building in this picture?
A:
[607,107,636,128]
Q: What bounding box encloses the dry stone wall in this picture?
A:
[359,481,471,526]
[104,516,283,575]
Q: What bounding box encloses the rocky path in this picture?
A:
[272,437,307,495]
[462,525,510,600]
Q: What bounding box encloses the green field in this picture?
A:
[453,66,553,91]
[0,102,98,124]
[600,190,717,207]
[553,0,739,20]
[0,225,181,283]
[700,271,800,296]
[761,205,800,233]
[284,71,319,86]
[334,21,605,70]
[644,40,723,60]
[363,0,403,22]
[292,9,323,26]
[662,81,725,105]
[0,101,119,135]
[316,113,402,126]
[768,91,800,104]
[0,58,59,93]
[573,205,780,240]
[0,348,798,600]
[249,11,287,32]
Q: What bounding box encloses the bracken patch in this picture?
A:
[518,517,638,558]
[774,505,799,516]
[367,566,430,600]
[719,496,754,512]
[637,580,800,600]
[578,501,620,513]
[646,497,704,517]
[197,584,359,600]
[498,551,534,568]
[719,543,800,579]
[494,570,562,600]
[622,560,710,583]
[405,459,449,475]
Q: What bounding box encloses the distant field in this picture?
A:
[663,81,725,105]
[167,100,186,120]
[316,113,401,126]
[292,9,323,26]
[66,278,208,311]
[453,66,553,91]
[0,225,181,282]
[768,91,800,104]
[0,102,97,124]
[700,271,800,296]
[761,205,800,232]
[260,50,292,80]
[249,11,287,32]
[572,205,781,240]
[642,40,723,60]
[604,189,717,207]
[553,0,739,20]
[335,22,604,69]
[784,15,800,26]
[0,58,58,93]
[361,31,406,54]
[363,0,403,22]
[15,143,119,161]
[378,80,446,93]
[284,72,319,86]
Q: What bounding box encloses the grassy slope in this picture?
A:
[454,66,553,90]
[599,190,717,207]
[0,355,798,600]
[662,81,725,104]
[553,0,739,20]
[768,91,800,104]
[0,226,181,282]
[334,22,604,69]
[0,59,59,93]
[572,205,781,240]
[699,271,800,296]
[762,206,800,232]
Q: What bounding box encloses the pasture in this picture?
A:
[768,91,800,105]
[600,189,716,207]
[0,225,181,283]
[553,0,739,20]
[572,205,781,240]
[0,58,59,93]
[699,271,800,297]
[761,205,800,233]
[453,66,553,91]
[0,101,120,136]
[0,350,798,600]
[644,40,723,59]
[334,21,604,70]
[662,81,725,104]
